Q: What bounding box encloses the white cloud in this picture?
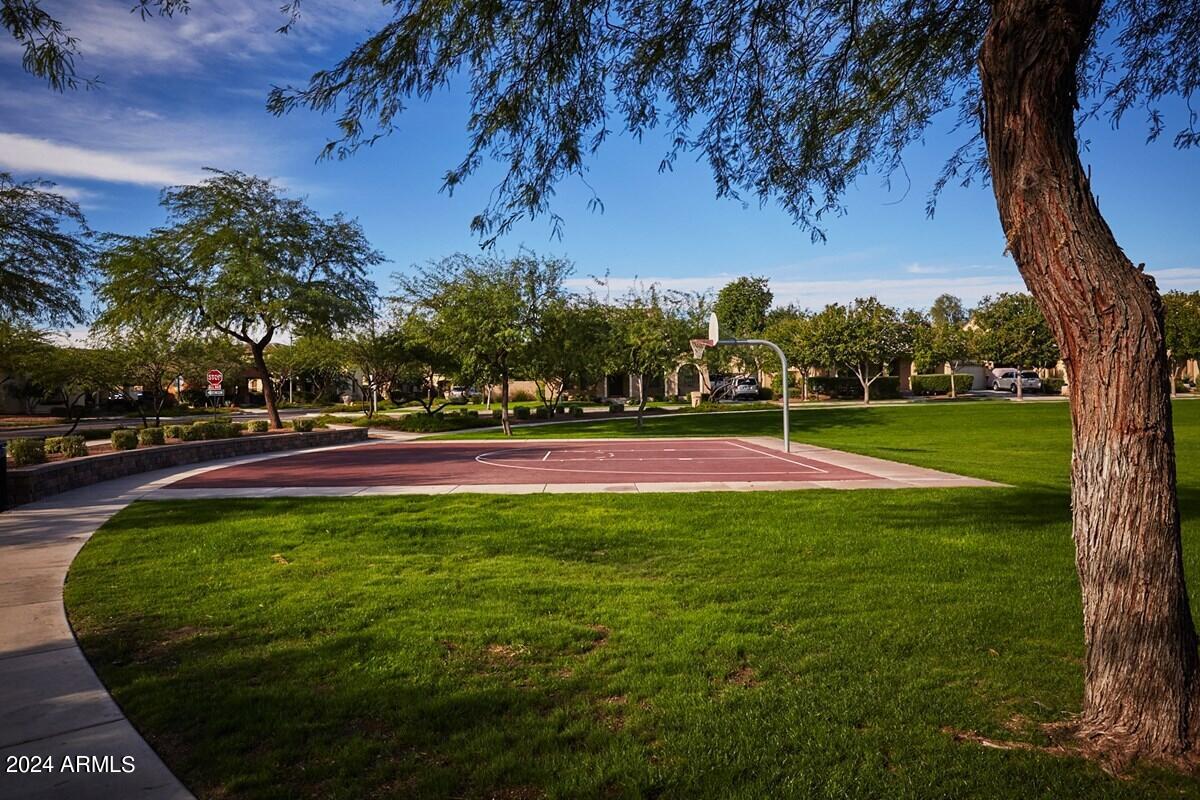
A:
[0,132,201,186]
[61,0,386,76]
[904,263,952,275]
[1151,268,1200,290]
[0,0,390,191]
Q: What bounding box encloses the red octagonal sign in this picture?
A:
[207,369,223,388]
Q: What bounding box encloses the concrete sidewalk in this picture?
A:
[0,474,195,799]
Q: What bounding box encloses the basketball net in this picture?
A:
[690,338,712,360]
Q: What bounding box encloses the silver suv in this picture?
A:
[732,377,761,400]
[991,370,1041,393]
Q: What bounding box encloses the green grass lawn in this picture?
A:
[64,401,1200,799]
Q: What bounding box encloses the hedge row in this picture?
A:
[910,374,975,396]
[390,413,494,433]
[6,417,317,466]
[806,375,902,400]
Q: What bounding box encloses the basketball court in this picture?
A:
[155,437,1001,496]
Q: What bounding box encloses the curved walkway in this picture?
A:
[0,440,392,800]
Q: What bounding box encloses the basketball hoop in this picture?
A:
[690,313,721,359]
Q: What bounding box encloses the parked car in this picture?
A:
[991,369,1042,393]
[446,386,479,403]
[732,376,761,400]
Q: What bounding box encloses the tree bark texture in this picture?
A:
[250,344,283,429]
[981,0,1199,763]
[501,366,511,436]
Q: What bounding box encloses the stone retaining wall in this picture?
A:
[4,428,368,508]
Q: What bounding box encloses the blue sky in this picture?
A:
[1,1,1197,317]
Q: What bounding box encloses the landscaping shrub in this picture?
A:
[185,421,238,440]
[571,406,585,418]
[165,425,185,440]
[111,429,138,451]
[231,422,246,433]
[806,375,901,400]
[138,427,165,446]
[608,402,625,413]
[758,387,775,401]
[492,409,503,419]
[1043,377,1067,395]
[248,420,270,432]
[8,438,46,466]
[291,418,315,432]
[514,406,531,420]
[511,389,536,402]
[45,435,87,458]
[685,401,780,413]
[534,406,550,419]
[367,414,494,433]
[188,421,214,440]
[910,374,974,396]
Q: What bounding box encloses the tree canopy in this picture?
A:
[263,1,1196,245]
[398,252,570,434]
[714,277,772,339]
[973,293,1060,371]
[1163,291,1200,389]
[930,294,968,328]
[811,298,908,404]
[610,286,693,426]
[95,169,382,427]
[0,172,92,325]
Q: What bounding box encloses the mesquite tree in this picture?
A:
[1163,291,1200,395]
[0,172,92,325]
[91,0,1189,765]
[97,317,198,427]
[811,298,908,404]
[399,253,569,435]
[611,286,692,428]
[764,314,821,403]
[974,293,1060,401]
[95,171,381,429]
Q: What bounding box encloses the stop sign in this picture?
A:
[206,369,223,388]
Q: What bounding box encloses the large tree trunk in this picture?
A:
[637,371,647,429]
[981,0,1199,764]
[250,344,283,429]
[500,366,511,436]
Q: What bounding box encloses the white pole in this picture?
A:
[718,338,790,453]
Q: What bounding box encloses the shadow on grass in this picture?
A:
[76,616,644,800]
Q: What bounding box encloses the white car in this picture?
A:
[991,369,1042,393]
[446,386,476,404]
[732,376,761,400]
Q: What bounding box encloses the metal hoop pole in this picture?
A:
[718,338,789,452]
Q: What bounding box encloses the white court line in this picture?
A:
[722,440,828,474]
[472,441,834,478]
[542,450,552,461]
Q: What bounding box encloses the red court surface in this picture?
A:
[177,438,875,488]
